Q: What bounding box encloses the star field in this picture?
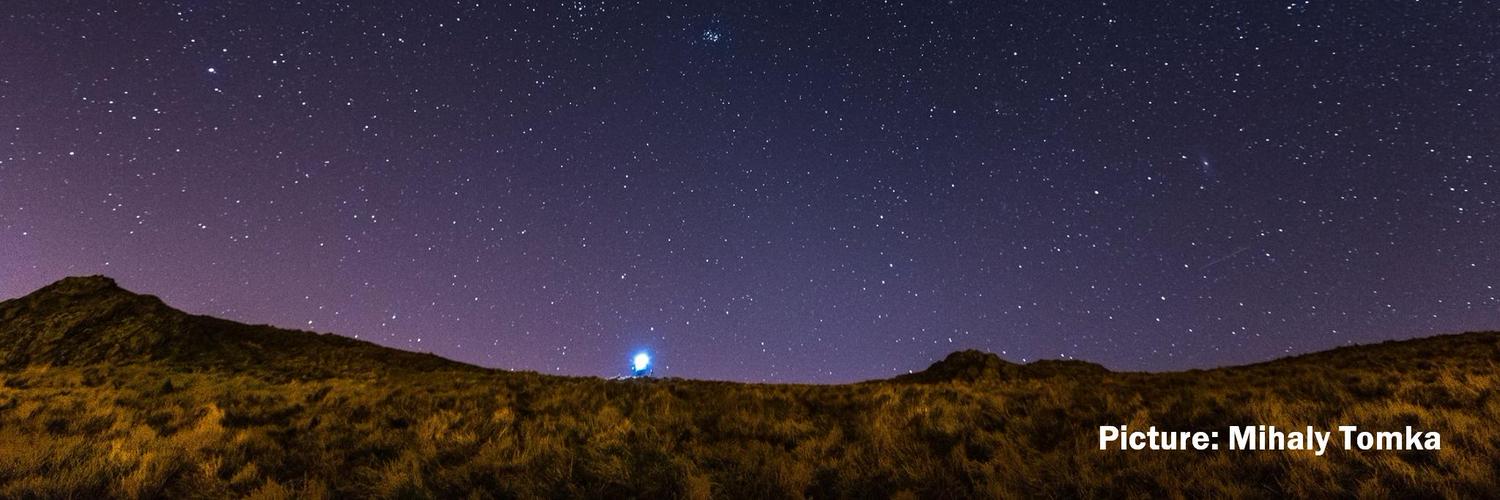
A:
[0,1,1496,382]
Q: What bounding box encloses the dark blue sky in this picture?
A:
[1,0,1495,382]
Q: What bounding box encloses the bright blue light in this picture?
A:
[632,352,651,372]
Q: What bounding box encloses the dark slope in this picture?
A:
[1236,330,1500,373]
[0,276,477,376]
[896,333,1500,383]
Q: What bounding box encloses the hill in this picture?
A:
[891,349,1109,383]
[0,276,473,377]
[1,276,1498,498]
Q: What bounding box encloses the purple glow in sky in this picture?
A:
[0,0,1496,382]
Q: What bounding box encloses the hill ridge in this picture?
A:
[0,276,476,376]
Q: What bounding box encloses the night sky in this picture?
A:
[1,1,1496,383]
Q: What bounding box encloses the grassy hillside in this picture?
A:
[1,277,1497,498]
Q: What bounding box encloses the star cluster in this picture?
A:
[0,1,1495,382]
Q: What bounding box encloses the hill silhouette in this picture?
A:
[1,276,1498,498]
[893,350,1109,383]
[0,276,474,376]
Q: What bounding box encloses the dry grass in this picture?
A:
[0,332,1497,498]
